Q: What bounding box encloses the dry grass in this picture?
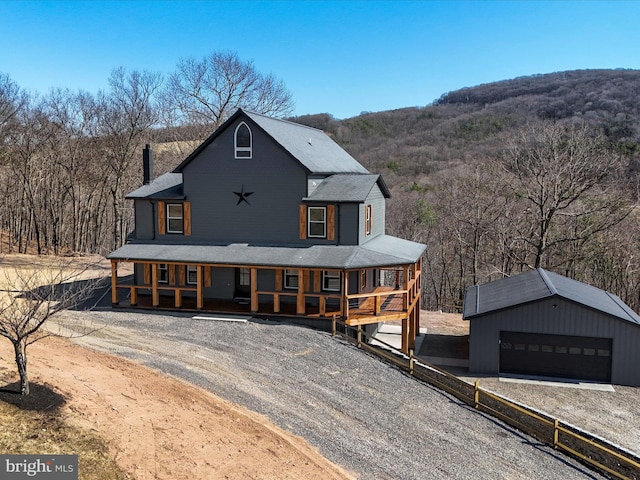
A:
[0,254,110,287]
[0,382,127,479]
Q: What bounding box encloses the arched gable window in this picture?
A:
[234,122,252,159]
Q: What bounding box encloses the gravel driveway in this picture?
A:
[57,309,606,480]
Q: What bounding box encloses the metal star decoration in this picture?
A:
[233,184,254,206]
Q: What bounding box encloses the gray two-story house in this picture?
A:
[108,109,426,352]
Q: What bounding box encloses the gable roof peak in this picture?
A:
[536,268,559,296]
[239,108,324,134]
[176,108,369,175]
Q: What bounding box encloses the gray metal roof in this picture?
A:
[303,174,389,202]
[463,268,640,326]
[175,109,369,175]
[108,234,426,270]
[244,111,369,174]
[126,173,184,199]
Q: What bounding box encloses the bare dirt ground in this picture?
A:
[0,336,354,480]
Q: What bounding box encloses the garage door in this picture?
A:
[499,331,612,382]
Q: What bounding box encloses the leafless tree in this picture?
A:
[2,93,56,255]
[160,51,294,143]
[98,67,162,250]
[0,73,26,133]
[499,122,631,269]
[0,259,102,395]
[43,88,105,253]
[444,167,506,286]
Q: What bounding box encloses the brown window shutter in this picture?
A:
[327,205,335,241]
[143,263,151,284]
[275,269,283,290]
[184,201,191,236]
[178,265,186,285]
[158,201,166,235]
[299,204,307,239]
[168,264,176,285]
[204,266,212,287]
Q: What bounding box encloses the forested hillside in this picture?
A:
[293,69,640,311]
[2,65,640,312]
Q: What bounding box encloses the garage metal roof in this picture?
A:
[108,234,426,270]
[463,268,640,326]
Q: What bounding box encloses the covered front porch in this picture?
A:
[109,259,422,353]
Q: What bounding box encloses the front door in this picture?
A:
[235,268,251,299]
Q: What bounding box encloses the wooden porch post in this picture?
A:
[274,269,282,313]
[197,265,203,309]
[401,317,409,354]
[403,265,409,310]
[414,294,421,335]
[152,263,159,307]
[130,288,137,306]
[110,260,118,305]
[250,268,258,313]
[413,258,421,336]
[402,265,410,353]
[408,309,416,350]
[273,293,280,313]
[313,270,321,292]
[296,269,306,314]
[342,271,349,321]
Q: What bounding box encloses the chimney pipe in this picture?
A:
[143,144,154,185]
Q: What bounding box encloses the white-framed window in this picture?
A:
[361,269,367,289]
[187,265,198,285]
[322,270,340,292]
[365,204,373,236]
[158,264,168,283]
[167,203,184,233]
[308,206,326,238]
[238,267,250,287]
[284,269,299,289]
[234,122,252,159]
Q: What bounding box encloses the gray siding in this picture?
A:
[338,203,359,245]
[205,267,235,298]
[202,268,278,299]
[469,297,640,386]
[359,184,386,244]
[134,263,144,285]
[307,175,325,196]
[131,117,391,249]
[348,270,360,295]
[182,118,309,245]
[135,200,154,240]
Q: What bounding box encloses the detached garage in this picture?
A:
[463,268,640,386]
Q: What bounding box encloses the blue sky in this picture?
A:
[1,0,639,119]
